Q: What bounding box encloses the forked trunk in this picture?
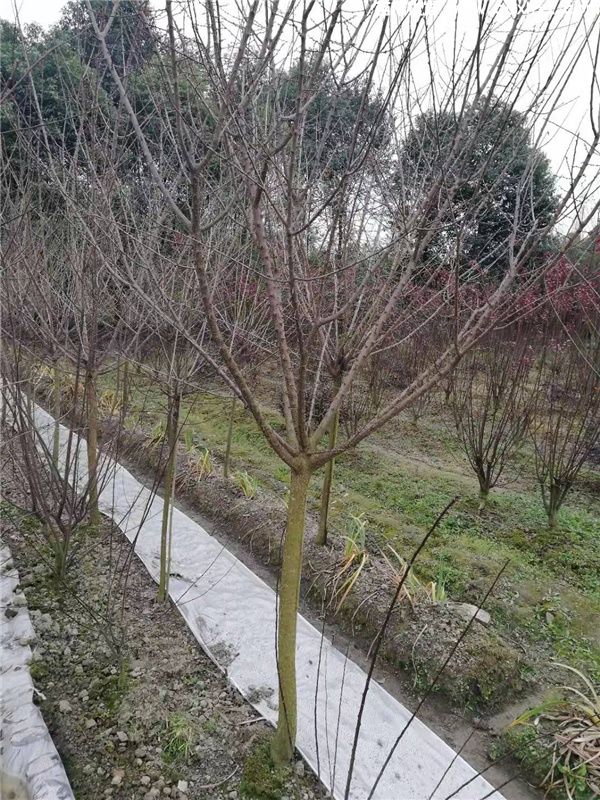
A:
[85,367,100,527]
[271,466,311,766]
[158,391,180,602]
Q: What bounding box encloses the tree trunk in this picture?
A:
[271,466,311,766]
[158,391,180,602]
[547,482,562,529]
[223,395,237,479]
[477,479,490,514]
[121,360,130,412]
[85,367,100,527]
[0,378,5,430]
[316,407,339,546]
[53,524,69,582]
[52,360,61,469]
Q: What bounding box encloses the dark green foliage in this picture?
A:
[58,0,156,78]
[0,21,95,162]
[396,99,558,277]
[273,64,392,178]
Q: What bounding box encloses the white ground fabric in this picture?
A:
[32,406,504,800]
[0,544,75,800]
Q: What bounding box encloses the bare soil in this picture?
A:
[0,443,326,800]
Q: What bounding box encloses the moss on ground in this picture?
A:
[239,740,292,800]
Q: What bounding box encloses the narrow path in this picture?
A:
[34,407,504,800]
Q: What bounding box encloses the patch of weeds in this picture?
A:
[239,740,291,800]
[201,717,218,735]
[72,521,101,542]
[183,428,208,452]
[490,726,553,789]
[183,447,214,482]
[148,420,168,450]
[181,672,206,691]
[273,464,289,484]
[162,712,195,765]
[417,553,469,596]
[232,470,258,499]
[0,499,42,537]
[89,671,128,720]
[29,660,48,682]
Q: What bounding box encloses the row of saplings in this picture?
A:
[19,327,600,586]
[5,327,600,800]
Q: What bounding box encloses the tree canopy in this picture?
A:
[395,100,558,277]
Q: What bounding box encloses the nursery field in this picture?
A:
[103,368,600,694]
[3,1,600,798]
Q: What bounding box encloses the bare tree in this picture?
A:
[529,337,600,528]
[450,328,534,509]
[129,243,211,601]
[50,0,600,765]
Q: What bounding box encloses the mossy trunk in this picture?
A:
[158,391,180,602]
[271,466,310,766]
[547,482,562,529]
[85,367,100,527]
[316,408,339,546]
[223,395,237,479]
[477,483,490,514]
[52,360,61,469]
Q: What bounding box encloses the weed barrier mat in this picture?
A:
[0,541,75,800]
[30,406,504,800]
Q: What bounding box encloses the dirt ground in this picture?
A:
[0,445,326,800]
[2,388,549,800]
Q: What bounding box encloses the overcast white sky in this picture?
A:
[2,0,598,225]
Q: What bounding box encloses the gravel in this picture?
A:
[1,444,326,800]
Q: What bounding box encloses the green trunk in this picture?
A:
[316,407,339,546]
[547,483,561,529]
[477,484,490,514]
[223,395,237,479]
[158,392,180,602]
[85,367,100,528]
[271,466,311,766]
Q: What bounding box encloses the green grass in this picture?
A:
[490,726,554,792]
[162,712,195,764]
[103,372,600,684]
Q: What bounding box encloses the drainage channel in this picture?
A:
[31,406,504,800]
